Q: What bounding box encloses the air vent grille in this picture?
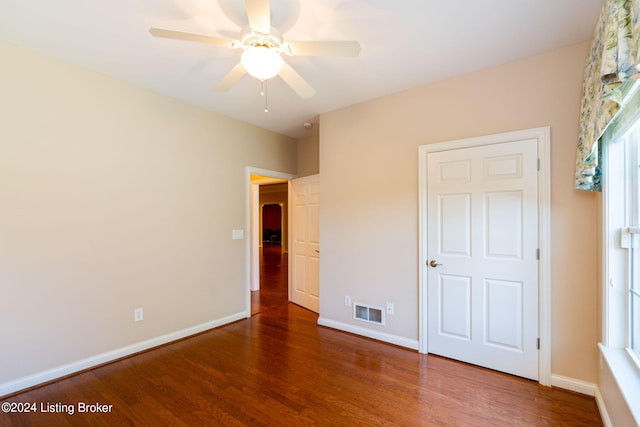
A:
[354,303,384,325]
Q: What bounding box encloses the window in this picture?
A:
[607,114,640,366]
[631,232,640,361]
[625,122,640,363]
[600,81,640,427]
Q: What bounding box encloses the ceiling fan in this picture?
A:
[149,0,361,99]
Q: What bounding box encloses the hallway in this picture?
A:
[251,244,289,315]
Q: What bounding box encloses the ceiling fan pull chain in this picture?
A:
[263,79,269,112]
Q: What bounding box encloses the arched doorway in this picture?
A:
[261,203,282,247]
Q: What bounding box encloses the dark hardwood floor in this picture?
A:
[0,245,602,426]
[251,244,289,315]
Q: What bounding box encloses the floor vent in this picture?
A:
[354,303,384,325]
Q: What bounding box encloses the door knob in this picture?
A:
[429,260,443,268]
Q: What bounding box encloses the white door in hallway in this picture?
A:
[426,138,539,380]
[290,174,320,313]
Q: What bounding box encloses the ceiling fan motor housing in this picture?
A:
[240,26,283,51]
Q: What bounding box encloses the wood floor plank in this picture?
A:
[0,314,603,427]
[0,247,602,426]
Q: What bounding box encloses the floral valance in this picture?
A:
[576,0,640,192]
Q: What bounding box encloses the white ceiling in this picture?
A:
[0,0,603,139]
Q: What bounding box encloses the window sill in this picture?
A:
[599,343,640,425]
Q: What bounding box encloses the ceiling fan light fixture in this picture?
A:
[241,44,284,81]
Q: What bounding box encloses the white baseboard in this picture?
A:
[594,387,613,427]
[0,311,248,398]
[317,317,420,350]
[550,374,597,396]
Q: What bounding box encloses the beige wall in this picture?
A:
[297,134,320,177]
[319,41,599,383]
[0,41,297,387]
[0,35,602,393]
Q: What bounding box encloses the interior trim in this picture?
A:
[0,311,247,398]
[417,126,552,386]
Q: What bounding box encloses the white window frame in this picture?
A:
[628,224,640,364]
[604,115,640,360]
[621,122,640,365]
[601,112,640,424]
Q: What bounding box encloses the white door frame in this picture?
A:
[418,127,551,386]
[245,167,297,316]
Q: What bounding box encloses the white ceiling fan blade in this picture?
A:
[149,28,232,46]
[214,63,247,92]
[278,63,315,99]
[287,40,361,57]
[245,0,271,34]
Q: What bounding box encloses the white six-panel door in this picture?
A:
[289,175,320,313]
[426,138,539,380]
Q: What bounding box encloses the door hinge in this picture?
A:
[537,158,541,171]
[537,338,540,350]
[536,248,540,260]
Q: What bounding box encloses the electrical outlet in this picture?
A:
[345,296,351,307]
[386,303,394,315]
[134,308,143,322]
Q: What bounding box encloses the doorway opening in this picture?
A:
[248,169,295,316]
[262,203,283,247]
[254,187,288,315]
